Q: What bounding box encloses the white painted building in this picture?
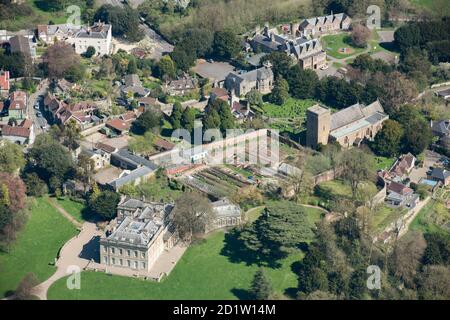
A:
[73,22,112,56]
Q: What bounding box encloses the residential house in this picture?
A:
[164,74,197,96]
[0,70,10,98]
[8,91,27,119]
[250,27,327,70]
[105,118,132,136]
[138,97,161,110]
[431,119,450,150]
[428,168,450,186]
[55,79,76,95]
[100,198,177,272]
[82,148,111,171]
[120,74,150,98]
[388,153,416,180]
[436,88,450,100]
[9,35,35,58]
[95,142,118,155]
[224,63,274,97]
[37,23,82,44]
[206,198,242,232]
[209,87,229,103]
[385,181,419,208]
[1,119,35,145]
[306,100,389,149]
[298,12,352,37]
[73,21,112,56]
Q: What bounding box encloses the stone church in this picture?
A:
[306,100,388,149]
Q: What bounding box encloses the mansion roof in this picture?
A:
[105,198,174,247]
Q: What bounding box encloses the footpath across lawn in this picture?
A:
[0,197,78,297]
[55,197,87,223]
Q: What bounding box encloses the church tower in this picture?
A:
[306,105,331,149]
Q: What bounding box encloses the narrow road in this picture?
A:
[31,222,102,300]
[398,196,432,239]
[27,79,49,136]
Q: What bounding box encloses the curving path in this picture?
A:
[31,222,102,300]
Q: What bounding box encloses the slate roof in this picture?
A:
[75,22,111,39]
[430,168,450,181]
[432,120,450,136]
[227,65,273,83]
[108,166,154,190]
[113,148,158,170]
[9,35,31,56]
[330,100,385,131]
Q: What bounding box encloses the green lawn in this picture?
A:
[0,197,78,297]
[261,98,316,119]
[321,33,367,59]
[55,197,87,223]
[136,176,185,202]
[48,231,302,300]
[370,206,406,233]
[373,156,396,171]
[410,0,434,10]
[410,199,450,234]
[316,180,353,201]
[0,1,86,31]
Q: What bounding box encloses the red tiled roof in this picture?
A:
[0,102,4,112]
[210,87,229,98]
[0,71,10,91]
[120,111,136,122]
[2,125,30,138]
[95,142,117,154]
[9,91,27,110]
[106,118,131,132]
[20,119,32,129]
[387,181,413,196]
[154,138,175,151]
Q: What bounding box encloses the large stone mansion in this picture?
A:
[306,100,388,149]
[100,196,242,273]
[100,197,177,272]
[250,27,326,70]
[297,12,352,37]
[225,63,274,96]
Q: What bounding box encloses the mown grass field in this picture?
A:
[410,199,450,235]
[48,205,324,300]
[0,1,86,31]
[0,197,78,297]
[48,231,301,300]
[321,33,367,59]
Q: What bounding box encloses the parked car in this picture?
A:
[36,111,42,117]
[320,64,329,70]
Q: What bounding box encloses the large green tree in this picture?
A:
[239,201,314,266]
[250,268,273,300]
[269,77,289,105]
[27,134,75,185]
[0,141,25,174]
[339,148,374,199]
[212,30,241,60]
[371,119,404,157]
[88,190,120,220]
[287,66,319,99]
